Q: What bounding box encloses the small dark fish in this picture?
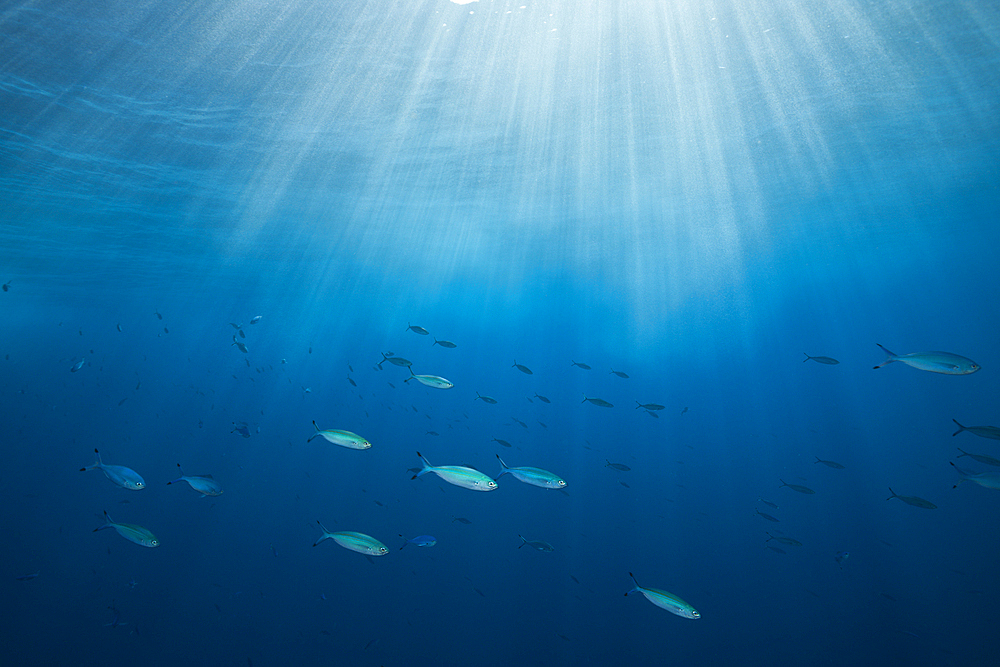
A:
[347,377,357,387]
[680,407,688,415]
[538,421,547,428]
[16,572,39,581]
[473,587,486,597]
[475,392,498,404]
[645,410,659,418]
[512,417,528,428]
[492,438,512,448]
[779,479,815,494]
[164,327,169,334]
[571,360,591,369]
[518,535,554,552]
[620,481,631,488]
[766,545,786,554]
[583,396,613,408]
[534,393,551,404]
[755,509,779,522]
[636,401,665,411]
[803,353,839,365]
[881,592,897,601]
[308,347,312,353]
[348,364,353,372]
[886,488,937,509]
[610,369,629,378]
[407,323,430,335]
[570,575,580,584]
[433,338,457,348]
[116,323,122,332]
[452,517,472,524]
[952,419,1000,440]
[835,551,849,567]
[363,638,377,650]
[231,422,251,438]
[766,532,802,547]
[1,281,9,291]
[758,498,779,509]
[118,398,128,406]
[512,360,533,375]
[606,460,631,472]
[814,457,845,469]
[155,309,162,320]
[426,431,439,436]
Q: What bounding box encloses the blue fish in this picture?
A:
[399,534,437,550]
[835,551,850,567]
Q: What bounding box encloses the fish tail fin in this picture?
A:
[625,572,642,595]
[167,463,184,485]
[951,419,967,436]
[779,479,788,488]
[313,520,333,546]
[950,461,971,484]
[518,534,527,548]
[873,344,897,369]
[495,454,510,479]
[635,401,641,409]
[814,457,822,464]
[398,534,408,550]
[413,451,432,478]
[433,338,439,346]
[803,353,811,362]
[307,420,322,442]
[956,448,969,458]
[80,448,102,472]
[886,487,899,500]
[93,510,113,532]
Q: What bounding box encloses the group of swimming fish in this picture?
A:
[80,448,223,548]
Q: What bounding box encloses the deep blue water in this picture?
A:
[3,1,1000,666]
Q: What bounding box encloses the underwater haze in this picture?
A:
[3,1,999,666]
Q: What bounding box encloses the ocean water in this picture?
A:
[2,1,999,665]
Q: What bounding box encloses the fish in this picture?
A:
[512,417,528,428]
[70,358,85,373]
[956,448,1000,467]
[166,464,223,496]
[610,369,630,378]
[313,522,389,556]
[405,370,454,389]
[308,421,371,449]
[512,360,533,375]
[154,309,162,320]
[94,511,159,547]
[886,487,937,509]
[433,338,457,348]
[766,532,803,547]
[475,392,498,404]
[571,360,591,370]
[518,535,554,552]
[950,462,1000,490]
[1,281,9,292]
[873,344,980,374]
[533,393,551,404]
[952,419,1000,440]
[379,353,412,368]
[681,407,689,415]
[116,323,122,332]
[16,572,39,581]
[231,336,248,353]
[399,534,437,549]
[835,551,850,567]
[80,449,145,490]
[452,517,472,524]
[766,545,786,554]
[606,460,631,472]
[645,410,659,418]
[492,438,512,448]
[755,509,779,522]
[231,422,251,438]
[228,322,242,329]
[625,573,700,619]
[779,479,815,494]
[412,452,497,491]
[803,353,839,365]
[758,498,779,509]
[347,377,357,387]
[582,396,613,408]
[495,455,566,489]
[249,315,262,325]
[635,401,665,411]
[406,323,430,335]
[814,457,845,469]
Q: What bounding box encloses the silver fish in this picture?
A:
[886,487,937,509]
[956,448,1000,467]
[80,449,145,490]
[405,371,453,389]
[779,479,815,494]
[873,344,980,374]
[406,323,430,335]
[518,535,554,552]
[313,522,389,556]
[308,421,371,449]
[951,462,1000,490]
[625,573,700,619]
[814,457,845,469]
[475,392,498,404]
[512,360,533,375]
[952,419,1000,441]
[93,511,159,547]
[803,353,839,365]
[635,402,665,411]
[412,451,497,491]
[610,369,630,378]
[583,396,613,408]
[166,464,223,496]
[496,455,566,489]
[433,338,457,348]
[571,360,591,370]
